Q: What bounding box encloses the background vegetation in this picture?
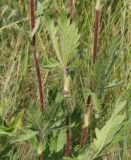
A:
[0,0,131,160]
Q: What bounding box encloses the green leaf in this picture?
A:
[46,17,80,66]
[90,92,101,118]
[55,92,64,103]
[26,103,42,129]
[46,19,63,65]
[93,99,126,158]
[31,136,38,150]
[10,110,24,133]
[13,129,38,142]
[49,135,57,154]
[0,126,13,135]
[58,17,80,65]
[0,111,24,136]
[104,80,123,89]
[35,0,52,17]
[77,147,92,160]
[0,143,13,158]
[56,130,66,152]
[42,58,61,69]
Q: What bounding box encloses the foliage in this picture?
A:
[46,17,80,67]
[0,0,130,159]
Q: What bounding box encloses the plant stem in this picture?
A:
[80,95,92,148]
[64,68,70,98]
[31,0,35,46]
[93,0,100,64]
[80,0,100,148]
[65,114,71,157]
[34,55,44,112]
[30,0,44,159]
[63,68,71,157]
[38,154,42,160]
[64,0,77,153]
[67,0,76,18]
[30,0,44,112]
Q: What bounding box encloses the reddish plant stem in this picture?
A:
[38,154,42,160]
[31,0,44,159]
[34,56,44,112]
[80,95,92,148]
[93,9,100,64]
[65,115,71,157]
[64,1,76,154]
[30,0,44,112]
[80,127,87,148]
[31,0,35,46]
[80,3,100,148]
[68,0,76,18]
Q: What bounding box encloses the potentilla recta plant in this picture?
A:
[46,17,80,156]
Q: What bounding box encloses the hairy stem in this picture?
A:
[64,68,70,98]
[93,0,100,64]
[80,127,88,148]
[38,154,42,160]
[30,0,44,112]
[31,0,35,46]
[80,0,100,148]
[30,0,44,159]
[65,1,76,154]
[64,68,71,157]
[67,0,76,18]
[34,55,44,112]
[65,115,71,157]
[80,95,92,148]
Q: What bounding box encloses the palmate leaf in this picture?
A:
[47,20,63,65]
[58,18,80,66]
[77,99,127,160]
[93,99,126,157]
[47,17,80,67]
[101,117,131,155]
[42,58,61,69]
[35,0,52,17]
